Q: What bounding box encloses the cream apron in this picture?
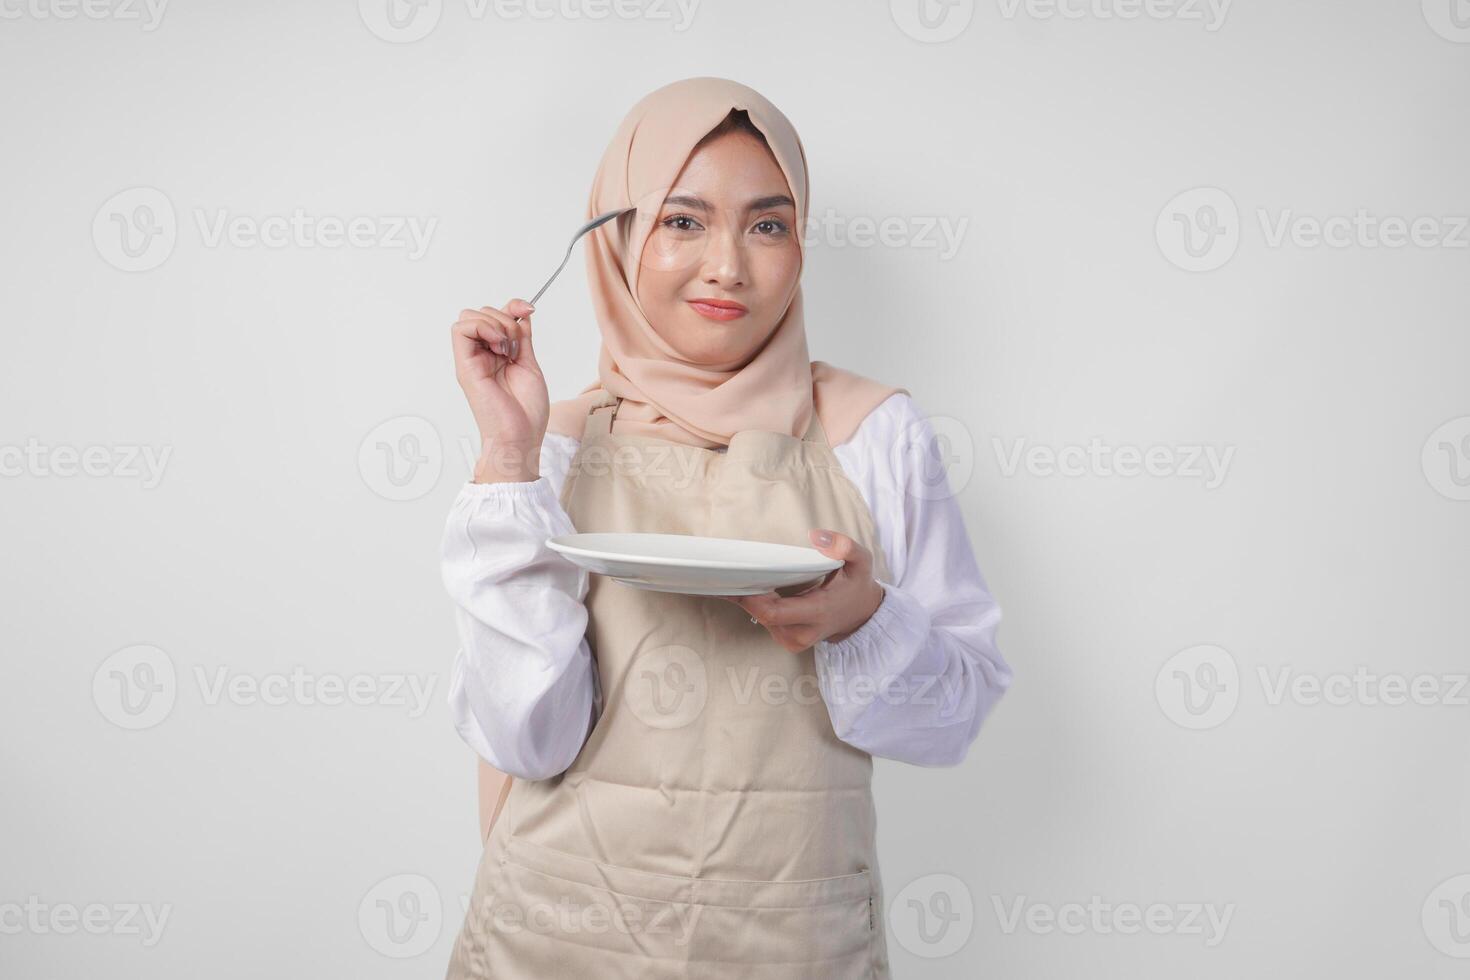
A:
[447,389,893,979]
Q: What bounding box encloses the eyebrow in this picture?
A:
[662,193,795,213]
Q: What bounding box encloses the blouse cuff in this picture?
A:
[451,476,567,523]
[813,582,933,713]
[457,475,554,501]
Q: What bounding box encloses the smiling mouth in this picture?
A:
[687,298,749,322]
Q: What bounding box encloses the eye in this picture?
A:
[753,218,789,238]
[661,214,703,233]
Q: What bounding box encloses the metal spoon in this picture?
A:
[509,205,637,345]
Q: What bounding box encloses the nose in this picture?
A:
[698,218,746,289]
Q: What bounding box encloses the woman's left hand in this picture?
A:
[724,529,885,652]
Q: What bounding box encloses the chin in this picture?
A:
[667,312,764,364]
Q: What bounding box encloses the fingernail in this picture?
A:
[511,339,520,359]
[495,339,509,355]
[815,530,833,546]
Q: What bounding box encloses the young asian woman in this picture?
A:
[442,76,1012,979]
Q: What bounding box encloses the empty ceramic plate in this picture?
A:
[546,532,842,596]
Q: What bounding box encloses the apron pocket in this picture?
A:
[494,836,876,976]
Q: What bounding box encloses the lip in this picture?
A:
[687,298,749,321]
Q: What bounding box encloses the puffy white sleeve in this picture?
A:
[442,433,602,780]
[816,393,1013,766]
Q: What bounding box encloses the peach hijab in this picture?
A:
[546,76,907,448]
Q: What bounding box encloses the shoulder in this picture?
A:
[836,390,957,501]
[810,360,911,448]
[546,389,606,443]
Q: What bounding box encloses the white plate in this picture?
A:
[546,532,842,596]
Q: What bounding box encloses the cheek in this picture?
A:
[751,242,802,302]
[639,229,704,277]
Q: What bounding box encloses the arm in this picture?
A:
[443,434,600,782]
[477,761,513,841]
[814,394,1013,766]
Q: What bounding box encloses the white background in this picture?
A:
[2,0,1468,976]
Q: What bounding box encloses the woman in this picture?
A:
[442,77,1011,979]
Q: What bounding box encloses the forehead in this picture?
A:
[667,132,792,202]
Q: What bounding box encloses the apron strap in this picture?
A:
[800,405,829,447]
[583,391,621,440]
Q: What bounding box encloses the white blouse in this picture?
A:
[442,392,1013,780]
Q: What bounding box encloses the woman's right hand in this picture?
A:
[451,299,548,484]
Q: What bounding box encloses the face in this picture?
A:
[635,130,802,365]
